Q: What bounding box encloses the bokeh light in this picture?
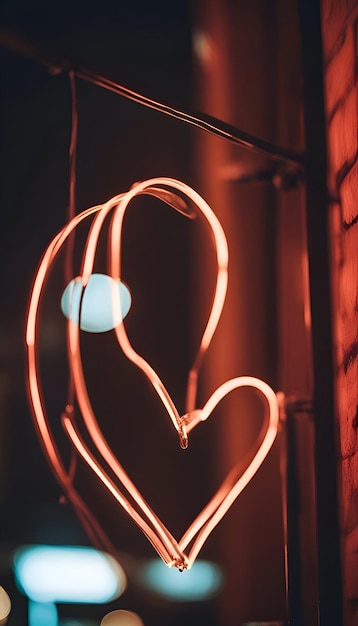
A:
[13,545,127,603]
[28,601,58,626]
[138,558,223,601]
[100,610,144,626]
[0,586,11,625]
[61,273,131,332]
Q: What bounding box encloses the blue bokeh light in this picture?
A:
[13,545,127,604]
[28,601,58,626]
[61,273,131,333]
[138,559,223,601]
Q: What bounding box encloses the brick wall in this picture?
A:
[321,1,358,624]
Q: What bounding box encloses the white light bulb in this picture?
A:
[61,273,131,333]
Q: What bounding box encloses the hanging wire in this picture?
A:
[0,27,305,169]
[68,71,78,228]
[64,71,78,426]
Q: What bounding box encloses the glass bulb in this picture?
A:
[61,273,131,333]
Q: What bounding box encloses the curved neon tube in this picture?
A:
[26,187,193,566]
[67,317,184,563]
[63,372,279,569]
[62,415,183,568]
[26,177,279,569]
[26,203,128,558]
[178,377,279,565]
[64,179,229,558]
[107,177,228,420]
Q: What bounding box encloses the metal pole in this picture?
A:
[297,1,344,624]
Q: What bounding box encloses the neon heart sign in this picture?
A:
[26,177,279,570]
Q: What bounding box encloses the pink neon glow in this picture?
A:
[178,377,279,564]
[61,415,180,567]
[67,316,184,564]
[105,178,228,420]
[25,178,279,569]
[26,203,128,558]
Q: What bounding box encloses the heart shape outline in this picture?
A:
[62,372,278,569]
[26,178,279,569]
